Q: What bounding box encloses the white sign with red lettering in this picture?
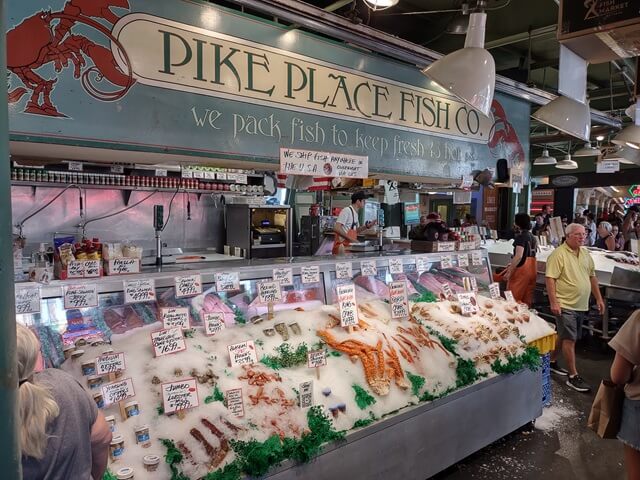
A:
[162,378,199,414]
[161,307,190,329]
[227,340,258,367]
[175,274,202,298]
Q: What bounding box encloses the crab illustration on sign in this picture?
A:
[7,0,135,117]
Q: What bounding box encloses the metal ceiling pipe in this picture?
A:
[484,25,557,50]
[224,0,621,129]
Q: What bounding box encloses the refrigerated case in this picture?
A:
[225,204,292,258]
[16,250,551,480]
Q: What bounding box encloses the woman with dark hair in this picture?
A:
[500,212,538,306]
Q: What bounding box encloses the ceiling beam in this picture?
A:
[485,25,557,50]
[530,126,616,145]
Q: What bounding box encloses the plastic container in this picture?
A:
[105,415,116,432]
[134,424,151,447]
[116,467,134,479]
[110,435,125,462]
[87,375,103,390]
[143,454,160,472]
[70,349,85,360]
[92,392,104,409]
[124,401,140,418]
[81,360,96,376]
[62,345,76,359]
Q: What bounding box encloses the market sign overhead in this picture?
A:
[629,185,640,198]
[625,197,640,208]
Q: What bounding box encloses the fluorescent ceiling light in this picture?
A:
[533,149,557,165]
[610,186,619,192]
[612,124,640,150]
[531,95,591,142]
[363,0,399,10]
[421,12,495,117]
[573,142,600,157]
[556,154,578,169]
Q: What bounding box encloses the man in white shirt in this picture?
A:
[332,191,376,254]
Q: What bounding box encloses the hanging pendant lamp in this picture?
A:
[555,154,578,169]
[533,149,557,165]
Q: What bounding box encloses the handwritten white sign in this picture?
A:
[437,241,456,252]
[151,327,186,357]
[457,292,479,315]
[124,279,155,304]
[162,378,199,414]
[307,350,327,368]
[458,254,469,268]
[335,262,353,279]
[204,313,226,336]
[416,257,429,273]
[15,288,40,314]
[111,165,124,174]
[504,290,516,303]
[228,340,258,367]
[67,260,86,279]
[489,282,501,300]
[107,258,140,275]
[68,161,83,172]
[440,255,453,269]
[226,388,244,417]
[301,266,320,284]
[337,283,358,327]
[470,277,478,292]
[442,283,454,300]
[360,260,377,276]
[471,251,483,266]
[389,281,409,319]
[236,173,248,184]
[161,307,190,329]
[64,284,98,310]
[258,281,282,304]
[101,378,135,406]
[280,148,368,179]
[96,353,126,376]
[215,272,240,292]
[273,267,293,286]
[299,380,314,409]
[175,274,202,298]
[388,258,403,274]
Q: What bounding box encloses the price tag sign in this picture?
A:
[202,171,215,180]
[460,241,475,251]
[489,282,501,300]
[110,165,124,174]
[155,168,168,177]
[460,174,473,189]
[228,340,258,367]
[337,283,358,327]
[96,352,126,375]
[161,307,190,329]
[299,380,314,409]
[504,290,516,303]
[101,378,135,406]
[68,161,83,172]
[215,272,240,292]
[236,173,248,184]
[301,265,320,284]
[437,241,456,252]
[360,260,377,276]
[440,255,453,269]
[388,258,403,274]
[470,277,478,292]
[181,169,194,178]
[416,257,429,273]
[204,312,226,336]
[151,327,187,357]
[226,388,244,417]
[162,378,199,414]
[193,170,205,179]
[84,260,101,278]
[471,251,483,266]
[258,281,282,304]
[15,287,41,314]
[307,350,327,368]
[226,173,237,181]
[175,274,202,298]
[442,283,454,300]
[389,281,409,319]
[456,292,479,315]
[64,284,98,310]
[458,254,469,268]
[216,172,227,180]
[273,267,293,287]
[67,260,86,279]
[107,258,140,275]
[335,262,353,279]
[124,279,155,304]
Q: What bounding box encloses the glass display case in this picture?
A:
[15,251,551,480]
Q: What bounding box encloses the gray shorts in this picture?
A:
[618,398,640,451]
[555,309,586,341]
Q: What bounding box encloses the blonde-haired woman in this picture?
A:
[18,324,111,479]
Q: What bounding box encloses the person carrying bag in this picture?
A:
[498,213,538,306]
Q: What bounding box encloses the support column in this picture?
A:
[0,0,20,476]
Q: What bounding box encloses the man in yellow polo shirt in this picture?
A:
[546,223,605,392]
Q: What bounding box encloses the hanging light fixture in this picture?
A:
[445,3,470,35]
[573,142,600,157]
[362,0,399,11]
[421,12,495,117]
[616,147,640,165]
[533,149,557,165]
[613,100,640,149]
[556,154,578,169]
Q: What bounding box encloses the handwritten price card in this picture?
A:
[64,284,98,310]
[457,253,469,268]
[228,340,258,367]
[361,260,377,277]
[226,388,244,417]
[301,266,320,284]
[416,257,430,274]
[107,258,140,275]
[388,258,403,274]
[437,241,456,252]
[162,378,199,414]
[299,381,314,409]
[67,260,98,279]
[204,313,225,336]
[389,281,409,319]
[151,327,186,357]
[307,350,327,368]
[161,307,190,329]
[215,272,240,292]
[471,251,483,266]
[457,292,479,315]
[96,353,126,376]
[175,274,202,298]
[442,283,454,301]
[335,262,353,280]
[489,282,501,300]
[257,281,282,304]
[15,287,40,314]
[440,255,453,269]
[504,290,516,303]
[124,279,155,304]
[273,268,293,287]
[101,378,135,406]
[337,283,358,327]
[470,277,478,292]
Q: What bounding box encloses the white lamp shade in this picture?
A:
[363,0,398,9]
[617,147,640,165]
[573,143,600,157]
[533,149,557,165]
[612,125,640,150]
[555,154,578,169]
[531,95,591,142]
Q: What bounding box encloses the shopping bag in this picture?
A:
[587,379,624,439]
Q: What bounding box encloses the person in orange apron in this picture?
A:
[332,191,376,255]
[498,212,538,306]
